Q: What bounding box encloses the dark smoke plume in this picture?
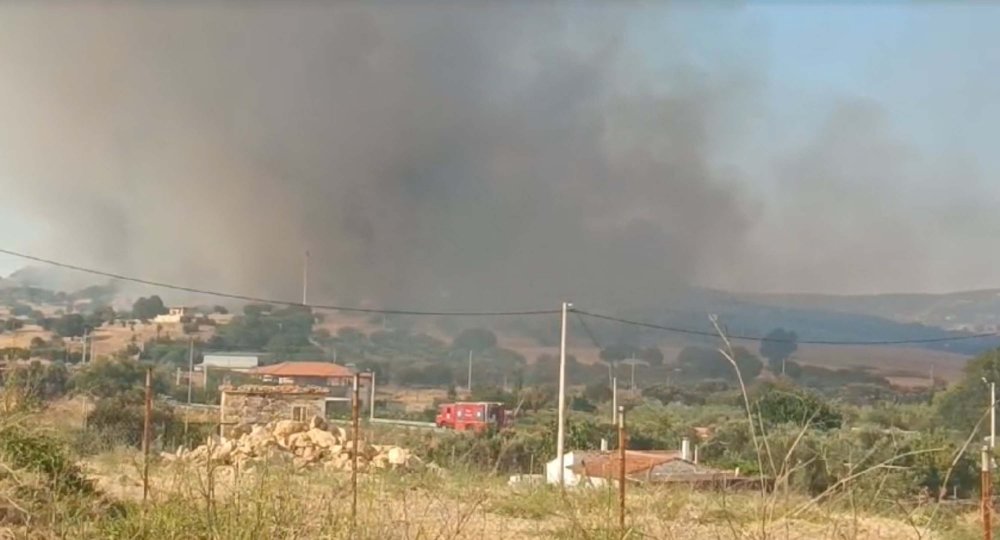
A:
[0,4,752,309]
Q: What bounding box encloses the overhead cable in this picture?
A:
[0,248,559,317]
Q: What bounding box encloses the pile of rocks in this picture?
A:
[162,416,416,471]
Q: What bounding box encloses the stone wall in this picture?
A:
[221,390,326,437]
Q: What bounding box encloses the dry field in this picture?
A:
[70,451,986,540]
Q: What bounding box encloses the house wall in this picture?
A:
[220,391,325,437]
[546,452,590,487]
[203,354,261,370]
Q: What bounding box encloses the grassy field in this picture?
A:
[54,453,986,539]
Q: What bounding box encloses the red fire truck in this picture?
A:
[435,402,511,432]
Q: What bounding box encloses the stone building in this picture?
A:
[219,384,328,437]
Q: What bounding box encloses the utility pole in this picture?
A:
[142,366,153,505]
[467,350,473,392]
[557,301,572,488]
[351,373,360,531]
[81,331,88,364]
[187,338,194,405]
[369,371,376,421]
[618,405,627,538]
[983,445,993,540]
[984,376,996,449]
[302,250,309,305]
[630,355,637,391]
[611,376,618,426]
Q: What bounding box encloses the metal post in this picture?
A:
[630,356,636,391]
[187,338,194,406]
[351,373,360,530]
[611,377,617,425]
[984,377,996,450]
[369,371,376,421]
[142,366,153,505]
[618,405,627,538]
[468,350,473,392]
[983,445,993,540]
[557,301,572,488]
[992,382,996,450]
[302,250,309,305]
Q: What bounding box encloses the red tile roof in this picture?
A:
[252,362,354,378]
[575,450,681,478]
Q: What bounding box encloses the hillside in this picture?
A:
[727,288,1000,332]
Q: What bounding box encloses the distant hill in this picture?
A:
[727,289,1000,333]
[5,265,104,292]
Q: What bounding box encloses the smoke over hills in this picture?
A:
[0,4,998,308]
[0,4,753,309]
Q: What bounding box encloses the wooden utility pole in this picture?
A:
[618,405,627,539]
[142,366,153,504]
[984,445,993,540]
[351,373,361,531]
[369,371,376,421]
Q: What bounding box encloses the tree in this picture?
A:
[52,314,86,338]
[9,304,32,318]
[599,343,640,364]
[760,328,798,374]
[91,305,116,325]
[583,380,613,403]
[132,296,167,321]
[677,346,762,382]
[936,348,1000,433]
[639,347,664,367]
[71,358,168,399]
[3,319,23,332]
[642,384,705,406]
[754,383,842,430]
[453,328,497,352]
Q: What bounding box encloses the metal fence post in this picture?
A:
[352,373,360,531]
[618,405,626,539]
[143,366,153,505]
[984,445,993,540]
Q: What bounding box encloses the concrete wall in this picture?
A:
[220,391,325,437]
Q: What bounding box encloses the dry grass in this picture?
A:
[61,453,985,540]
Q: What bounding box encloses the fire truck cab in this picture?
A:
[435,401,509,432]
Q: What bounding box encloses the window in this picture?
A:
[292,406,306,422]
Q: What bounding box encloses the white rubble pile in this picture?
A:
[162,416,417,471]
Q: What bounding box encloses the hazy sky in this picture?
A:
[0,3,998,304]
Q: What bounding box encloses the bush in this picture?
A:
[0,422,93,495]
[753,383,842,430]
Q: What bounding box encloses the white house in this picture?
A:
[546,452,607,488]
[201,352,265,372]
[154,307,191,324]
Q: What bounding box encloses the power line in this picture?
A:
[574,311,604,350]
[4,247,996,345]
[0,248,559,317]
[573,308,1000,346]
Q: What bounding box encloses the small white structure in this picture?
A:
[154,307,191,324]
[201,352,264,372]
[545,452,606,488]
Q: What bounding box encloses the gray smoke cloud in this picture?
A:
[0,3,753,309]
